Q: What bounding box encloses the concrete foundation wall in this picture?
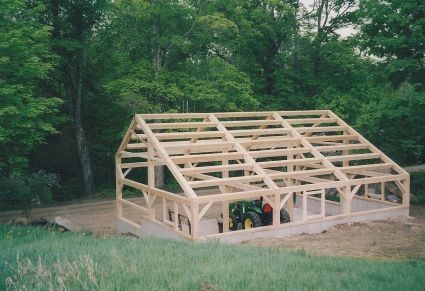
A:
[294,195,395,217]
[117,202,408,243]
[208,206,409,244]
[295,196,340,216]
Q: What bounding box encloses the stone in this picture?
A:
[53,216,81,232]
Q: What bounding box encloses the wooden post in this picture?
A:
[342,186,351,215]
[116,157,123,218]
[273,193,280,226]
[191,199,199,240]
[381,182,385,201]
[223,201,229,233]
[403,178,410,207]
[343,133,349,167]
[148,143,156,219]
[162,197,166,222]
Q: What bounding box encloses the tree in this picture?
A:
[356,83,425,165]
[360,0,425,87]
[0,0,62,174]
[44,0,107,194]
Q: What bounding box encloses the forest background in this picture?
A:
[1,0,424,210]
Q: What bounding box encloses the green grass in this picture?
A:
[1,225,425,290]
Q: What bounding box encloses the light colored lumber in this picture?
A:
[326,153,381,162]
[249,148,312,158]
[180,163,254,175]
[171,152,243,164]
[339,163,393,172]
[295,126,346,133]
[188,175,264,189]
[147,121,217,129]
[229,128,292,137]
[315,144,369,152]
[116,110,409,241]
[163,141,234,152]
[327,110,408,176]
[257,158,323,168]
[305,134,358,142]
[221,120,283,127]
[286,118,337,124]
[135,115,197,199]
[134,131,225,140]
[238,137,301,146]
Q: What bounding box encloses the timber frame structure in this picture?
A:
[116,110,410,241]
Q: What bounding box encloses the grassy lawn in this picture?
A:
[1,225,424,290]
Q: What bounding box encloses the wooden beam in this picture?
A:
[221,120,283,127]
[163,141,234,152]
[133,131,225,140]
[272,113,348,182]
[180,163,254,175]
[326,110,409,176]
[326,153,381,162]
[229,128,292,137]
[257,158,323,168]
[171,152,243,164]
[286,118,337,124]
[268,168,334,180]
[315,144,369,152]
[188,175,265,189]
[295,126,346,133]
[339,163,394,172]
[249,148,312,158]
[135,115,197,199]
[147,121,217,129]
[208,114,282,209]
[306,134,358,142]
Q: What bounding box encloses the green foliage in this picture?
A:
[356,83,425,165]
[0,172,59,217]
[411,172,425,204]
[0,0,62,173]
[360,0,425,87]
[1,0,424,202]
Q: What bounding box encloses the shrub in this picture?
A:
[0,171,59,217]
[411,172,425,204]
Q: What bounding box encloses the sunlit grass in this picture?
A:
[1,225,424,290]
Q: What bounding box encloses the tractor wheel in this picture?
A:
[261,212,273,226]
[229,214,238,231]
[280,209,291,223]
[241,211,263,229]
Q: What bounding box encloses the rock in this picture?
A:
[387,194,401,203]
[53,216,81,232]
[325,188,338,196]
[14,217,30,225]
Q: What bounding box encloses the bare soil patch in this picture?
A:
[244,205,425,260]
[1,200,424,260]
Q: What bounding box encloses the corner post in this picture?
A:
[191,199,199,240]
[116,156,123,218]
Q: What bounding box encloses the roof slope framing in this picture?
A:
[116,110,409,240]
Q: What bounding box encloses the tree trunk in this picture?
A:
[65,57,95,195]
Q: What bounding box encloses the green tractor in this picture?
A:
[228,196,290,231]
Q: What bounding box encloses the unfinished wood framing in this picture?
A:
[116,110,410,241]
